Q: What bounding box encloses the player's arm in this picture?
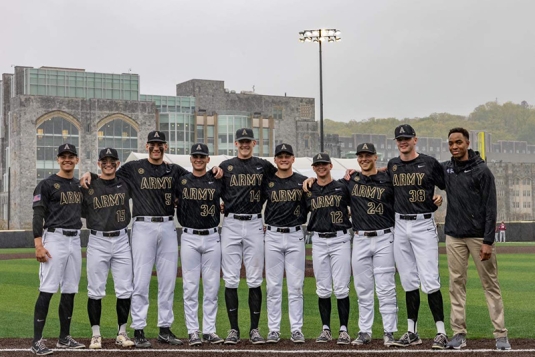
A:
[481,167,498,247]
[32,184,51,262]
[302,177,316,192]
[432,158,446,190]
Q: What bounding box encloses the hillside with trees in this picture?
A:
[325,101,535,143]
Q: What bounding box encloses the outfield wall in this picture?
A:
[0,223,533,248]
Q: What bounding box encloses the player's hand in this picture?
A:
[212,166,223,179]
[479,244,492,261]
[378,166,387,172]
[81,171,92,188]
[220,203,225,213]
[433,195,443,207]
[35,245,51,263]
[344,169,356,180]
[302,177,316,192]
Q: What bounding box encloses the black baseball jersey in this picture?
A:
[219,156,277,214]
[32,174,83,232]
[387,153,445,214]
[176,171,223,229]
[116,159,187,217]
[81,177,131,231]
[306,180,352,232]
[264,172,308,227]
[343,171,395,231]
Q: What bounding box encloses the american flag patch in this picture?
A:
[33,194,41,202]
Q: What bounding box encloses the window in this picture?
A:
[98,118,138,163]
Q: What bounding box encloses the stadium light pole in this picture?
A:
[299,29,341,152]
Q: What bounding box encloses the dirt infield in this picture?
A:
[2,338,535,356]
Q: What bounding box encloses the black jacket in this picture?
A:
[442,150,497,245]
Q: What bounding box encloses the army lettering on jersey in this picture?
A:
[306,180,351,233]
[176,172,223,229]
[343,171,395,231]
[220,156,277,214]
[387,153,445,214]
[32,174,83,230]
[117,159,187,217]
[81,177,131,231]
[264,173,308,227]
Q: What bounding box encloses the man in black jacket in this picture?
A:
[442,127,510,351]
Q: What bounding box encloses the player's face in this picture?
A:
[190,154,210,171]
[146,142,167,161]
[448,132,470,161]
[274,153,294,171]
[357,153,377,172]
[396,136,417,155]
[57,153,79,173]
[235,139,255,159]
[312,162,332,179]
[98,158,119,176]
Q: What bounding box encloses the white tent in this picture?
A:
[125,152,361,179]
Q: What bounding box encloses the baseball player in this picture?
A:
[442,128,510,350]
[306,152,352,345]
[343,143,398,346]
[31,143,85,355]
[82,148,134,349]
[388,124,448,349]
[176,143,224,346]
[219,128,277,345]
[263,144,308,344]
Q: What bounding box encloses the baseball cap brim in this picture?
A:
[394,135,415,139]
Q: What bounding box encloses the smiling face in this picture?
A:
[274,153,294,171]
[312,162,332,180]
[395,136,417,155]
[235,139,255,159]
[57,153,79,175]
[98,157,119,178]
[448,132,470,161]
[357,152,377,173]
[190,154,210,172]
[146,141,167,163]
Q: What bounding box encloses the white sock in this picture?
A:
[436,321,446,335]
[92,325,101,337]
[408,319,417,333]
[118,323,127,334]
[323,325,330,331]
[339,325,347,332]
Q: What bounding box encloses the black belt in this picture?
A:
[225,213,262,221]
[267,226,301,233]
[135,216,173,222]
[48,228,78,237]
[90,228,128,237]
[361,228,392,237]
[184,228,218,235]
[399,213,432,220]
[317,229,348,238]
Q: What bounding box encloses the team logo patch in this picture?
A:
[54,183,60,189]
[354,176,360,182]
[138,168,144,174]
[88,189,94,195]
[268,182,274,188]
[307,192,312,197]
[228,165,233,172]
[33,194,41,202]
[181,179,187,185]
[392,165,397,172]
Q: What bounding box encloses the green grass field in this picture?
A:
[0,245,533,340]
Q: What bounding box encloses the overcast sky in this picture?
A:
[2,0,534,122]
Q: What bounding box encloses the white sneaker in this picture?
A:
[89,335,102,349]
[116,332,135,347]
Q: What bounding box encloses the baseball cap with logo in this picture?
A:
[57,143,78,157]
[99,147,119,161]
[147,130,167,143]
[235,128,255,141]
[190,143,209,156]
[394,124,416,139]
[356,143,377,155]
[312,152,331,165]
[275,143,294,156]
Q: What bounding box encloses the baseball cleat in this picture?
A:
[157,329,183,345]
[432,333,448,349]
[224,329,240,345]
[188,331,202,346]
[56,335,85,349]
[496,336,511,350]
[383,332,395,347]
[391,331,422,347]
[266,331,280,343]
[31,339,53,355]
[249,328,266,344]
[316,329,332,343]
[134,329,152,348]
[351,332,371,345]
[116,332,135,347]
[337,331,351,345]
[89,335,102,349]
[291,330,305,343]
[203,332,224,344]
[446,333,466,350]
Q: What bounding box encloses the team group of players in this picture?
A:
[29,125,510,355]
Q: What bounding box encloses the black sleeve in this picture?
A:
[33,206,46,238]
[264,159,277,176]
[433,159,446,190]
[481,168,498,245]
[90,172,99,181]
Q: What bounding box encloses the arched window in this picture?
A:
[36,115,80,181]
[97,117,138,163]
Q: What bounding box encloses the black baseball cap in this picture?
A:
[275,143,294,156]
[191,143,209,156]
[312,152,331,165]
[57,143,77,157]
[356,143,377,155]
[394,124,416,139]
[147,130,166,143]
[235,128,255,141]
[99,147,119,161]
